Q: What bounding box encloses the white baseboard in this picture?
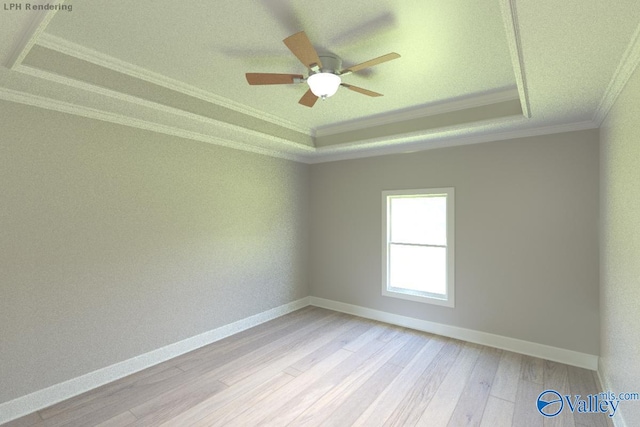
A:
[0,297,310,425]
[309,297,599,371]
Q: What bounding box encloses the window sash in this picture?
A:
[388,194,447,246]
[388,243,447,297]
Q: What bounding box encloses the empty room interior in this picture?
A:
[1,1,639,426]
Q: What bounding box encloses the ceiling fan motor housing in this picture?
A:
[314,54,342,75]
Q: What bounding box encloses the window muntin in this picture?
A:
[382,188,454,307]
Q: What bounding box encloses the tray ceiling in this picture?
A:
[1,0,639,162]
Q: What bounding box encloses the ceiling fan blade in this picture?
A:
[283,31,323,70]
[341,83,383,97]
[246,73,303,85]
[341,52,400,74]
[299,89,318,107]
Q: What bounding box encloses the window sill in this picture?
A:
[382,287,455,307]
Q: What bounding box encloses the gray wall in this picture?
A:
[309,130,600,355]
[0,96,610,409]
[600,64,640,425]
[0,101,309,404]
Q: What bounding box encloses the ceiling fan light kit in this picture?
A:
[307,53,342,99]
[307,73,341,99]
[245,31,400,107]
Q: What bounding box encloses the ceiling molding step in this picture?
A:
[4,0,64,69]
[593,21,640,125]
[315,99,524,148]
[36,33,312,136]
[0,87,308,163]
[309,119,599,164]
[313,87,520,138]
[499,0,532,118]
[15,64,315,153]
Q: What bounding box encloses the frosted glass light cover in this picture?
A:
[307,73,341,98]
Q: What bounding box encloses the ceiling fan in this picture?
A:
[245,31,400,107]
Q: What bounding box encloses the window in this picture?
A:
[382,188,455,307]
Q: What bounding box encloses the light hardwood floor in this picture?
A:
[3,307,613,427]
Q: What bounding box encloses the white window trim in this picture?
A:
[381,188,455,307]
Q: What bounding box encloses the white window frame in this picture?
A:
[381,188,455,307]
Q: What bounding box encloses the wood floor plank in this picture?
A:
[190,349,357,427]
[341,322,398,352]
[376,324,405,343]
[480,396,514,427]
[317,362,404,427]
[282,366,304,377]
[543,360,575,427]
[512,379,544,427]
[491,351,522,402]
[577,421,615,427]
[127,375,227,426]
[158,317,374,426]
[287,320,374,373]
[290,333,428,426]
[93,411,137,427]
[386,331,432,368]
[256,331,414,426]
[521,355,545,384]
[216,314,370,385]
[351,334,449,427]
[447,346,502,426]
[415,342,483,426]
[377,338,463,427]
[189,319,388,426]
[215,314,352,385]
[159,372,296,427]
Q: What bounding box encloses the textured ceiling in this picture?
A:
[1,0,639,162]
[44,0,516,129]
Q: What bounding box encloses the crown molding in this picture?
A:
[499,0,532,118]
[36,33,312,136]
[0,87,309,163]
[0,82,598,166]
[14,63,314,154]
[309,119,598,163]
[593,21,640,125]
[314,113,525,157]
[313,87,519,138]
[4,0,64,69]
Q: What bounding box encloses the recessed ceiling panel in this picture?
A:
[45,0,517,130]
